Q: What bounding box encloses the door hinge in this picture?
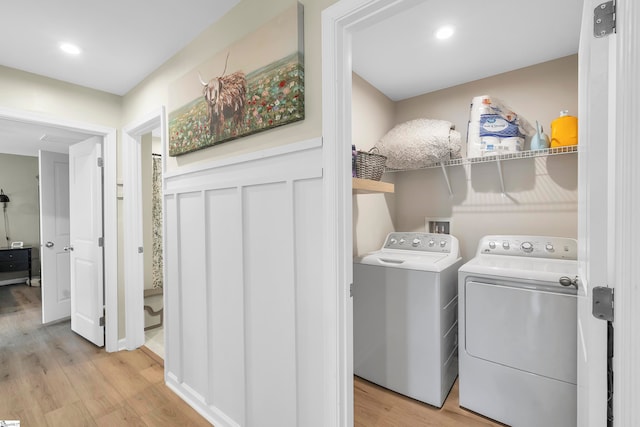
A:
[97,157,104,167]
[349,283,353,298]
[99,316,105,327]
[594,1,615,38]
[98,237,103,247]
[593,286,614,321]
[138,246,144,254]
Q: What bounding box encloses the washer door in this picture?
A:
[465,280,577,384]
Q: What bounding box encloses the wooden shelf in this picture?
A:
[352,177,394,194]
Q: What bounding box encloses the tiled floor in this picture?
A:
[144,325,164,360]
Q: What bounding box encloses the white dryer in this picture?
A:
[458,235,578,427]
[353,232,463,408]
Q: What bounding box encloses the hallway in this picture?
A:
[0,284,209,426]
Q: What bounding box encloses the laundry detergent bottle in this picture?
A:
[550,110,578,147]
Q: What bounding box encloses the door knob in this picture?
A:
[45,241,54,248]
[63,246,74,252]
[559,276,578,289]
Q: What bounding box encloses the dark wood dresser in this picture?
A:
[0,247,32,285]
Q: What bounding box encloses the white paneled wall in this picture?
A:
[163,139,324,427]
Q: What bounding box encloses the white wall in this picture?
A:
[393,56,579,260]
[0,65,121,127]
[397,55,579,157]
[351,73,397,256]
[0,154,40,280]
[122,0,336,173]
[351,56,579,260]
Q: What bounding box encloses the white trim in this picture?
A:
[166,378,240,427]
[0,106,118,352]
[321,1,425,424]
[163,137,322,181]
[122,106,166,351]
[0,278,32,286]
[614,0,640,423]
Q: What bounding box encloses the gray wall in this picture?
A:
[0,153,40,281]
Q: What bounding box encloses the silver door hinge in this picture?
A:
[99,316,105,327]
[593,286,614,321]
[98,237,103,247]
[594,1,615,38]
[97,157,104,167]
[349,283,353,298]
[138,246,144,254]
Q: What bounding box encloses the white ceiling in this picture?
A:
[352,0,583,101]
[0,0,240,156]
[0,0,582,156]
[0,0,240,96]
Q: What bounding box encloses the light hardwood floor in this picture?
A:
[0,283,210,426]
[2,283,504,426]
[354,375,506,426]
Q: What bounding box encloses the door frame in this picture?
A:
[0,105,118,352]
[612,0,640,421]
[323,0,640,424]
[321,1,424,424]
[122,106,166,350]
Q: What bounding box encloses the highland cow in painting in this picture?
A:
[168,4,305,156]
[198,54,247,138]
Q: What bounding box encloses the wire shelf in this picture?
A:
[385,145,578,172]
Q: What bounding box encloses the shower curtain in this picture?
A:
[152,155,163,289]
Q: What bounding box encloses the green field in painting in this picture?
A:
[169,53,305,156]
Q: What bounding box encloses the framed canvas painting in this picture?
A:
[168,3,304,156]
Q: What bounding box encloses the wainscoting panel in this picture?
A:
[164,139,325,427]
[177,192,208,401]
[243,182,297,426]
[205,187,245,423]
[293,177,324,426]
[164,194,181,382]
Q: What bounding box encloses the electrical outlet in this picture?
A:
[425,217,452,234]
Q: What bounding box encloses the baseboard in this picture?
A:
[118,338,127,351]
[0,277,30,286]
[140,345,164,367]
[165,377,241,427]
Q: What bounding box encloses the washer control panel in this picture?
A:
[478,235,577,260]
[384,232,457,254]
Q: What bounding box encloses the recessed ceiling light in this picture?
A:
[60,43,81,55]
[435,26,455,40]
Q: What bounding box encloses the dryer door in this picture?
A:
[465,280,577,384]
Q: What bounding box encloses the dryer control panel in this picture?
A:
[477,235,577,260]
[383,232,458,254]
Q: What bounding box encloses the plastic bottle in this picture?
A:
[530,120,550,150]
[550,110,578,147]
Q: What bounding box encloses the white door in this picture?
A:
[576,0,613,425]
[69,136,104,347]
[39,150,71,323]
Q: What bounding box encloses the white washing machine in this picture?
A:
[458,235,578,427]
[353,232,463,408]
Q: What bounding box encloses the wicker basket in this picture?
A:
[355,148,387,181]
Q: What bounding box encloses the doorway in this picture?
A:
[0,107,118,351]
[141,129,164,358]
[322,0,596,425]
[122,107,166,353]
